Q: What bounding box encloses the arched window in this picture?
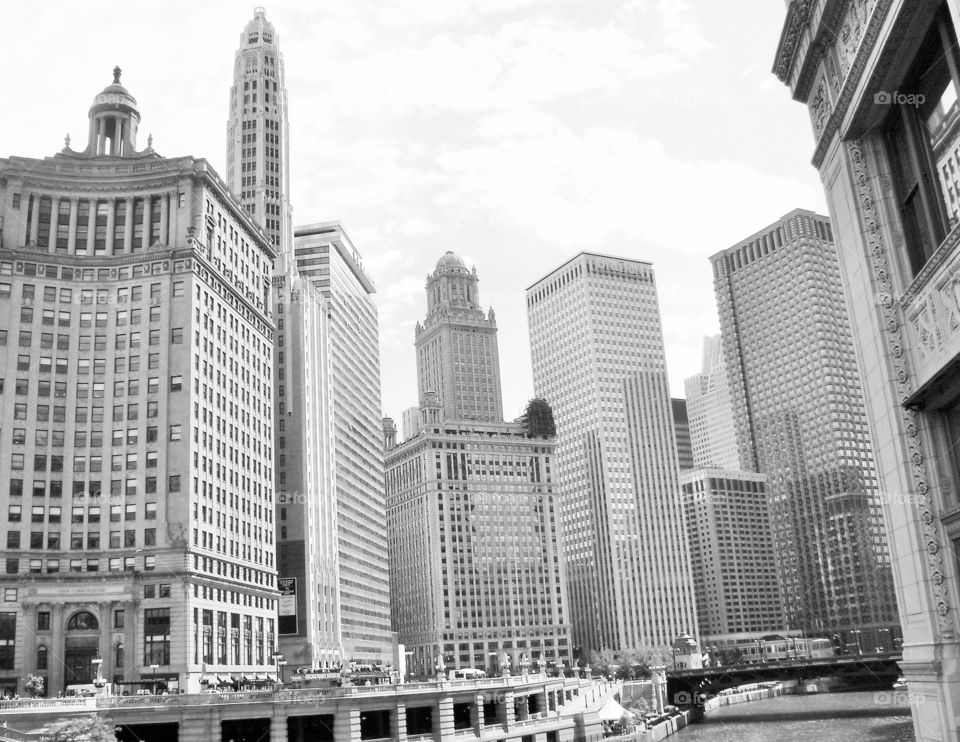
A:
[66,611,98,631]
[115,642,124,670]
[37,645,48,671]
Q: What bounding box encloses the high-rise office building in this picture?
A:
[386,253,571,677]
[225,7,291,252]
[293,222,394,665]
[526,253,698,655]
[0,70,278,696]
[684,335,742,470]
[775,4,960,734]
[679,470,782,639]
[711,210,899,648]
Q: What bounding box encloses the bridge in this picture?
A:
[667,653,902,706]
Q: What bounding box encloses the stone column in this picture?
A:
[21,605,37,682]
[16,192,30,247]
[179,713,214,742]
[123,600,136,686]
[393,700,407,741]
[159,193,169,246]
[270,708,287,742]
[29,194,41,245]
[472,692,483,734]
[499,690,516,727]
[85,198,97,253]
[97,601,111,684]
[435,695,454,739]
[67,198,78,254]
[48,197,60,253]
[105,199,116,255]
[123,197,134,253]
[50,604,65,695]
[334,707,360,741]
[141,195,152,249]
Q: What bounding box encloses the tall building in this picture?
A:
[684,335,741,470]
[710,210,899,649]
[225,7,292,252]
[0,70,278,696]
[671,399,694,472]
[293,222,394,665]
[415,251,503,423]
[386,253,571,677]
[400,406,420,442]
[679,470,782,640]
[526,253,698,655]
[775,2,960,736]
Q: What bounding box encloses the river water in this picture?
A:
[676,691,915,741]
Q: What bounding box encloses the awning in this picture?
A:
[255,673,268,681]
[217,674,234,685]
[241,674,256,682]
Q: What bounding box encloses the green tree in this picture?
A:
[588,647,616,677]
[42,714,116,742]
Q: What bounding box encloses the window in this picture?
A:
[171,328,183,344]
[144,608,170,664]
[37,611,50,631]
[170,375,183,392]
[883,6,960,276]
[168,475,181,492]
[169,425,182,441]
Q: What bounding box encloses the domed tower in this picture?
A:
[84,67,141,157]
[415,251,503,423]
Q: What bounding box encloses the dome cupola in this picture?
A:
[86,66,141,156]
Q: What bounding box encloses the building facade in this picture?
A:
[684,335,742,470]
[679,469,782,640]
[292,222,394,665]
[415,251,504,423]
[386,253,571,677]
[671,399,694,473]
[526,252,698,655]
[0,71,279,695]
[711,210,899,650]
[775,1,960,737]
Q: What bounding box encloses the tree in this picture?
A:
[518,398,557,437]
[588,648,616,677]
[42,714,116,742]
[24,674,45,698]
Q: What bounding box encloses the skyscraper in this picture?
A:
[711,210,899,648]
[526,253,698,655]
[671,399,694,472]
[386,253,571,677]
[293,222,394,665]
[0,70,278,695]
[684,335,741,470]
[679,470,782,639]
[225,7,291,252]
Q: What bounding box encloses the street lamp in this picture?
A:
[149,664,159,695]
[851,630,862,655]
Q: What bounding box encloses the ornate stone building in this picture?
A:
[0,70,278,695]
[775,2,960,738]
[386,253,571,677]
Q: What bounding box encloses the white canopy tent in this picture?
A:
[597,696,634,721]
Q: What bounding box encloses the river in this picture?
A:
[676,691,915,741]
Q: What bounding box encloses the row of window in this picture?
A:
[9,476,181,498]
[0,282,175,304]
[9,502,156,522]
[8,528,157,550]
[9,377,182,397]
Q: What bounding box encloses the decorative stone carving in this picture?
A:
[846,138,953,639]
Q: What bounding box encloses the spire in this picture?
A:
[113,65,122,84]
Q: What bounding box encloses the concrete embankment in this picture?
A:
[702,681,785,712]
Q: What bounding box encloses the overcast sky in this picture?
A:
[2,1,827,423]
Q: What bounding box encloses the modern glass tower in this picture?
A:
[526,253,698,655]
[710,209,899,649]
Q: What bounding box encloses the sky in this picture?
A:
[1,1,827,423]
